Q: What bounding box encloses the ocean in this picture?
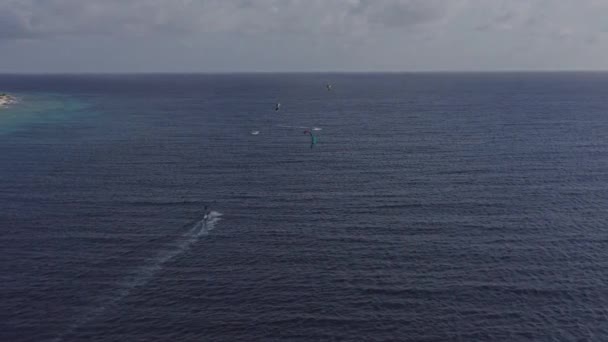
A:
[1,73,608,341]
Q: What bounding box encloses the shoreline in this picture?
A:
[0,93,17,108]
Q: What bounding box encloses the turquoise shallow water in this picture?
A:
[0,93,91,135]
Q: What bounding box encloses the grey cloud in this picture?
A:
[0,0,195,39]
[471,0,606,40]
[363,0,451,28]
[0,0,463,40]
[0,11,33,39]
[472,1,540,32]
[1,0,608,72]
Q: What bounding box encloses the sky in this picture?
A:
[1,0,607,72]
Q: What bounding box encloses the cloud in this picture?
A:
[1,0,608,72]
[471,0,607,42]
[0,0,198,39]
[361,0,461,28]
[0,0,465,40]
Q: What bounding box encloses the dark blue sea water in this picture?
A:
[2,73,608,341]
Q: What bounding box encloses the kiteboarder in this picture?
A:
[203,205,210,220]
[275,102,281,111]
[304,130,318,149]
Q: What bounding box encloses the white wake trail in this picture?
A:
[51,212,222,342]
[276,124,322,131]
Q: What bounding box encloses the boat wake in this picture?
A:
[51,211,223,342]
[192,211,223,236]
[276,124,322,131]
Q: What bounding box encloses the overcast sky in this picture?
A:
[1,0,607,72]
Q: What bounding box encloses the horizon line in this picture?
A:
[2,69,608,75]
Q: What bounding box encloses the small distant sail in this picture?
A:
[275,102,281,111]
